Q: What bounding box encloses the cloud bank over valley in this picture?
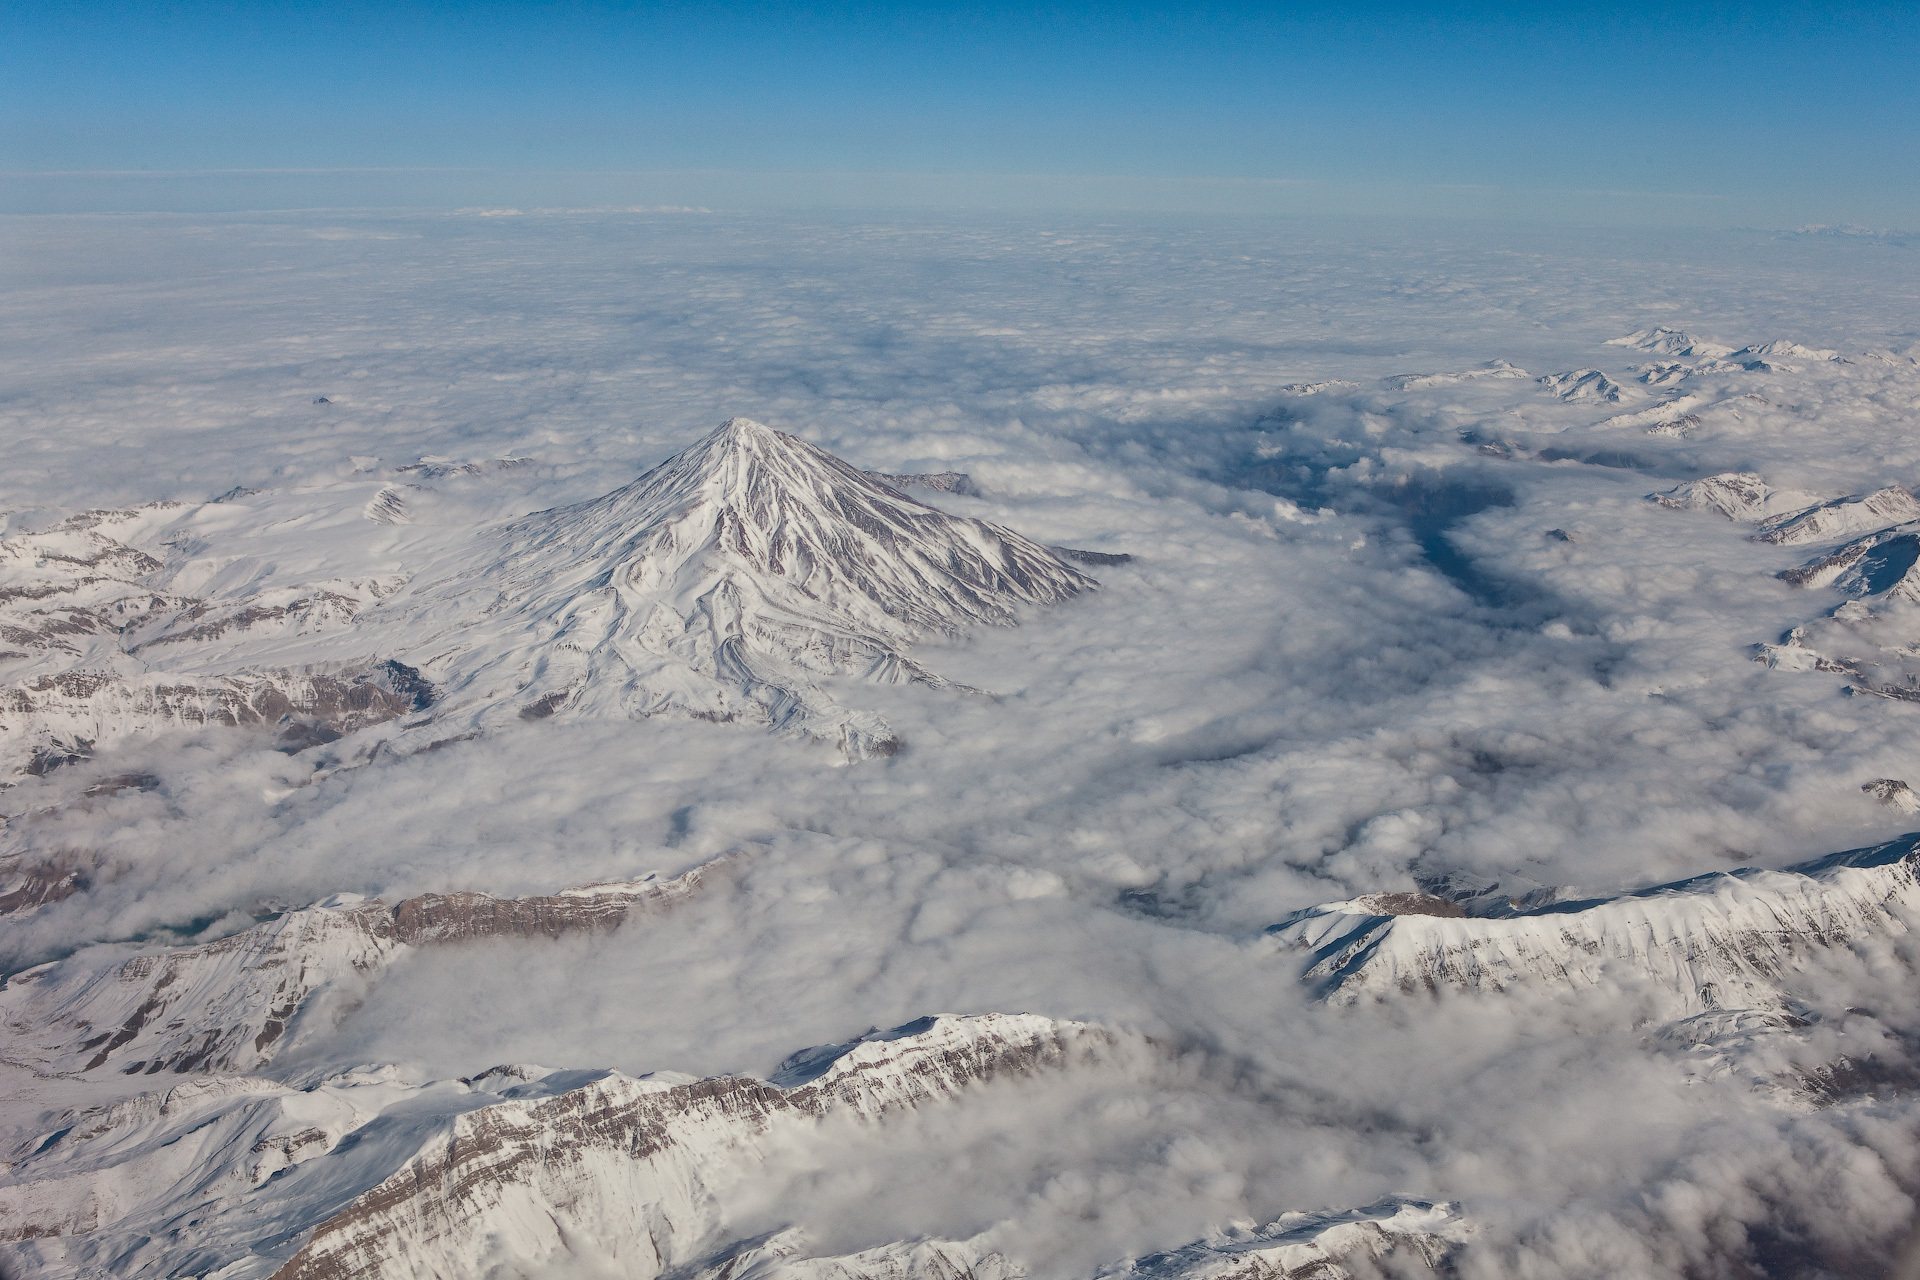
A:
[4,210,1920,1279]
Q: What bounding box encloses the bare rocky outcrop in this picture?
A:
[1344,893,1465,919]
[0,857,89,916]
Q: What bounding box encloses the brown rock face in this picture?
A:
[391,854,743,945]
[0,860,88,916]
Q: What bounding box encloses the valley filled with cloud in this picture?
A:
[5,209,1920,1278]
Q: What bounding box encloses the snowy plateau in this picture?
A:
[6,212,1920,1279]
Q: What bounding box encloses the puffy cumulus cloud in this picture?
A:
[7,210,1920,1277]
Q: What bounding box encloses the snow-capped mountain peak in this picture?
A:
[495,418,1091,638]
[406,418,1100,757]
[0,420,1102,768]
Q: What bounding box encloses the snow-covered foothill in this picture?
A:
[866,470,983,498]
[1537,369,1634,404]
[1777,521,1920,600]
[0,854,745,1077]
[1709,340,1841,374]
[1752,487,1920,546]
[1603,327,1735,360]
[1636,361,1691,386]
[1098,1199,1468,1280]
[1382,360,1530,391]
[1275,380,1360,396]
[1646,473,1828,523]
[684,1230,1024,1280]
[1267,834,1920,1015]
[0,1014,1115,1280]
[1594,394,1708,433]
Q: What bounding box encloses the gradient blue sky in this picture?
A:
[4,2,1916,224]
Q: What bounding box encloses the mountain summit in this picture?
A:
[0,420,1100,768]
[418,418,1098,757]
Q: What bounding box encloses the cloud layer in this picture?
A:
[5,209,1920,1277]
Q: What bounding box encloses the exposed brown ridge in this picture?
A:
[392,853,744,945]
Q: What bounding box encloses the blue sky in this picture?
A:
[4,2,1916,224]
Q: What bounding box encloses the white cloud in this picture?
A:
[6,209,1920,1277]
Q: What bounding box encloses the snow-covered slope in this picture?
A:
[2,663,429,774]
[1604,327,1734,359]
[1,420,1097,769]
[0,507,427,772]
[2,896,402,1078]
[0,855,743,1077]
[1,1014,1449,1280]
[1538,369,1634,403]
[1751,486,1920,546]
[1267,833,1920,1015]
[682,1230,1023,1280]
[0,1015,1116,1280]
[395,418,1094,758]
[1778,522,1920,601]
[1646,473,1828,523]
[1711,340,1839,374]
[681,1202,1468,1280]
[1757,517,1920,689]
[1099,1199,1468,1280]
[0,511,186,670]
[1382,360,1530,391]
[276,1014,1110,1280]
[687,1201,1471,1280]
